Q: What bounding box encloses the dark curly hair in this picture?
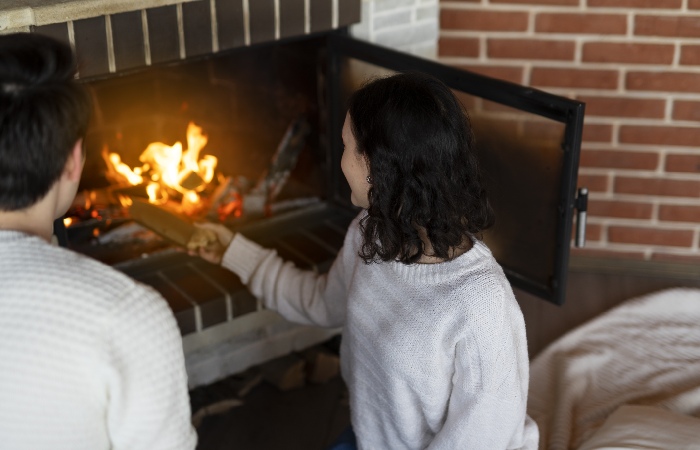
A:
[0,33,91,211]
[347,71,494,264]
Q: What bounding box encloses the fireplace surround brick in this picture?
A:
[1,0,361,79]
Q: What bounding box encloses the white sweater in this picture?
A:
[222,213,539,449]
[0,230,197,450]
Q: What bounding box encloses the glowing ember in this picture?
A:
[103,122,218,213]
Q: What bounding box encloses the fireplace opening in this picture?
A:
[65,36,341,265]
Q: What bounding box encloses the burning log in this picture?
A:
[253,117,311,203]
[127,198,196,248]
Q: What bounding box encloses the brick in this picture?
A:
[582,223,603,241]
[620,125,700,147]
[691,0,700,9]
[588,199,653,219]
[279,0,305,39]
[570,247,646,260]
[310,0,333,33]
[338,0,362,26]
[589,0,681,6]
[672,100,700,121]
[615,176,700,198]
[659,204,700,222]
[651,252,700,263]
[441,9,529,31]
[580,148,659,170]
[216,0,245,50]
[608,226,694,247]
[636,15,700,38]
[680,45,700,65]
[32,23,70,48]
[531,67,618,89]
[577,96,665,119]
[147,5,180,64]
[73,16,109,78]
[577,173,609,192]
[439,37,480,57]
[665,154,700,173]
[454,64,524,84]
[490,0,578,4]
[111,11,146,72]
[183,0,212,58]
[628,71,700,93]
[582,42,674,65]
[535,13,627,34]
[374,10,412,29]
[249,0,276,45]
[487,38,575,60]
[582,123,614,143]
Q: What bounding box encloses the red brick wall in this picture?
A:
[439,0,700,263]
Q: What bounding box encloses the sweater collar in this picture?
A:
[388,238,493,282]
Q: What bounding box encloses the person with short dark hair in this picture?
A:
[192,72,538,449]
[0,32,197,450]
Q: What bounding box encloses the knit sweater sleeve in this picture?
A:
[220,229,352,328]
[105,283,197,450]
[429,292,535,449]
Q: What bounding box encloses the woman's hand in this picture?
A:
[187,222,235,265]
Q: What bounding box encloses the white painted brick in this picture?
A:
[374,0,418,14]
[350,4,372,40]
[353,0,439,57]
[373,10,412,31]
[416,5,437,21]
[374,21,438,49]
[410,41,438,59]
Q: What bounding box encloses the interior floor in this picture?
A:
[191,337,350,450]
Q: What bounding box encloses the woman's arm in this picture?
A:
[220,232,349,328]
[188,219,356,328]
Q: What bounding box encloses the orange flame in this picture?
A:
[104,122,218,212]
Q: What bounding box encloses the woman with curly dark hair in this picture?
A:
[192,72,538,449]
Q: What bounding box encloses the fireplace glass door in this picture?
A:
[61,31,584,333]
[327,35,585,305]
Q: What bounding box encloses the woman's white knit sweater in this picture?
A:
[222,214,539,449]
[0,230,197,450]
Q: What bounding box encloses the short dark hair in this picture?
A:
[0,33,91,211]
[348,71,495,264]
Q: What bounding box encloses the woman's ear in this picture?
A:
[64,139,84,182]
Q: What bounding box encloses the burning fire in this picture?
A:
[104,122,218,214]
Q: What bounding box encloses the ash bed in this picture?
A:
[527,287,700,449]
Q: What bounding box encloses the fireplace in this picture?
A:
[61,34,362,387]
[18,0,585,387]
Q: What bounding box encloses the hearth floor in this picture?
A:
[191,348,351,450]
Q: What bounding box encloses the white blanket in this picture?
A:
[527,288,700,450]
